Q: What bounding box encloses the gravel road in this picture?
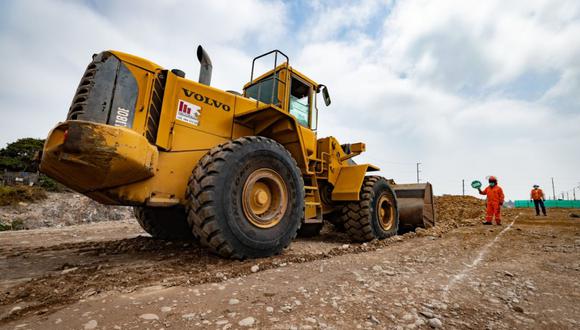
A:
[0,201,578,329]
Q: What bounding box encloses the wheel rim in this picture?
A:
[377,194,395,231]
[242,168,288,228]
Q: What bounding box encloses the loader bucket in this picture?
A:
[392,182,435,231]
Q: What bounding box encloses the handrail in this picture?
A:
[248,50,290,107]
[250,49,289,83]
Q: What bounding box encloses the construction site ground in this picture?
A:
[0,197,579,329]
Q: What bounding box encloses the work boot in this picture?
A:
[496,222,502,226]
[482,221,492,225]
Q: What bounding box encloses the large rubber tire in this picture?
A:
[296,223,323,238]
[186,136,304,259]
[340,176,399,242]
[133,206,195,240]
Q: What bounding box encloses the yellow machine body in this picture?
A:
[40,49,378,222]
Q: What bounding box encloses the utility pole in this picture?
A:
[416,162,421,183]
[566,192,569,200]
[574,187,577,201]
[462,179,465,196]
[561,192,565,200]
[551,177,556,200]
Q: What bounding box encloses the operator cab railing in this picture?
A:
[245,50,290,108]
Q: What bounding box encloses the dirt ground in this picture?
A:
[0,199,579,329]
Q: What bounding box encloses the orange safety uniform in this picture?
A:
[479,185,505,224]
[530,188,544,200]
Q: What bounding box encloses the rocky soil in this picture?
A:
[0,196,578,329]
[0,193,132,230]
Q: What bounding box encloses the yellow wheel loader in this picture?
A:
[40,46,434,258]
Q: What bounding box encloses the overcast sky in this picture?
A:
[1,0,579,200]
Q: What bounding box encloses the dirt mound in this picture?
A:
[406,195,486,237]
[0,192,132,230]
[435,195,485,223]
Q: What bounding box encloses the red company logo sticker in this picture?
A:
[176,99,201,125]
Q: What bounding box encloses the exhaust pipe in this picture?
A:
[196,45,212,86]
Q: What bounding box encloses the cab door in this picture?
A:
[288,75,317,158]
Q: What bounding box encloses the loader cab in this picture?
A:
[243,50,330,131]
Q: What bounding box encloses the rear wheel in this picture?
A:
[186,136,304,259]
[340,176,399,242]
[133,206,195,240]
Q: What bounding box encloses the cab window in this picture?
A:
[289,77,311,127]
[245,74,279,105]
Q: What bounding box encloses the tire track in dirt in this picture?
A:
[442,215,519,301]
[1,195,490,325]
[0,222,468,325]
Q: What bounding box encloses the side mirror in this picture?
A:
[320,85,331,106]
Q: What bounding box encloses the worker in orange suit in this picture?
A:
[477,176,505,225]
[530,184,547,216]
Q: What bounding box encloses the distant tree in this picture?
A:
[0,138,45,172]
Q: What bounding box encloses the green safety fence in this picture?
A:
[514,200,580,208]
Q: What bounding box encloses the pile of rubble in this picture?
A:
[0,192,488,233]
[413,195,486,236]
[435,195,485,223]
[0,192,133,230]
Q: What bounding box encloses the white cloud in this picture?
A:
[0,0,578,200]
[540,67,580,112]
[380,0,580,91]
[293,0,580,198]
[0,0,287,143]
[300,0,391,42]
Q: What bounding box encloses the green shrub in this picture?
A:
[0,185,47,206]
[10,218,26,230]
[0,218,28,231]
[38,174,64,192]
[0,221,10,231]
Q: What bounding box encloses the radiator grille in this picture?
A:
[145,71,167,144]
[67,61,99,120]
[66,52,136,127]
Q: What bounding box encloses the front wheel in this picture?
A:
[340,176,399,242]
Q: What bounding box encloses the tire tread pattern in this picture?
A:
[340,176,398,242]
[185,136,303,259]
